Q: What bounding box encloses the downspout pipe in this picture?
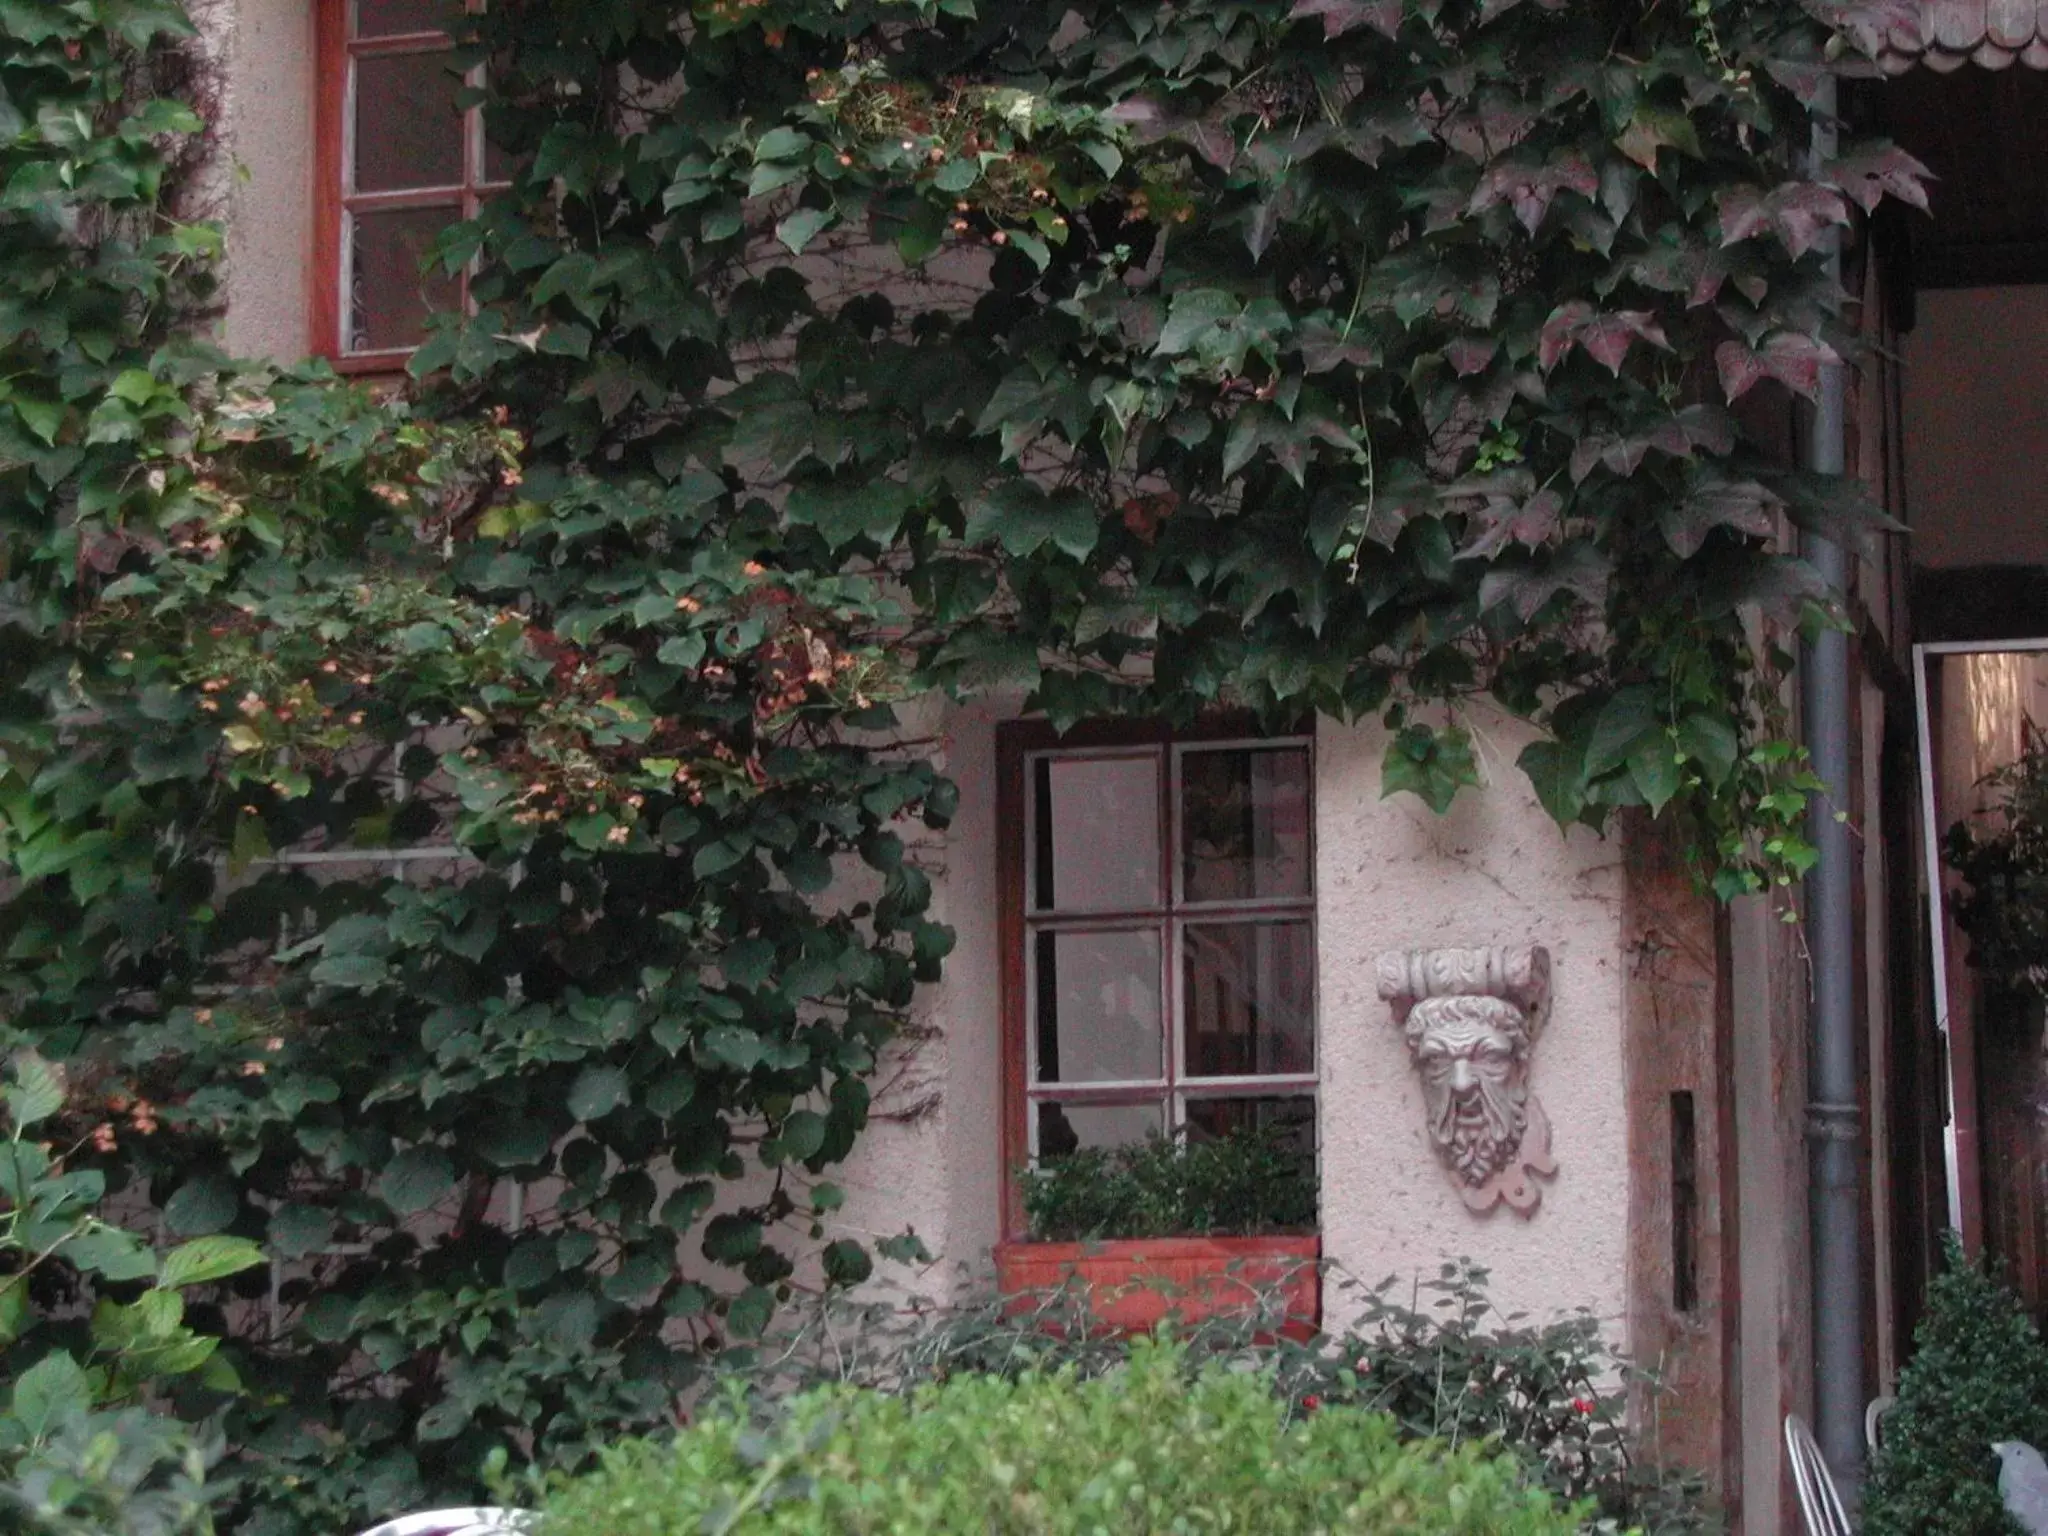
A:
[1799,71,1867,1501]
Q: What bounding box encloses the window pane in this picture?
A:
[347,207,460,352]
[354,51,465,192]
[1036,1100,1163,1158]
[1034,929,1162,1084]
[1184,1094,1315,1149]
[1183,920,1315,1077]
[355,0,461,37]
[1181,747,1311,902]
[1032,755,1160,912]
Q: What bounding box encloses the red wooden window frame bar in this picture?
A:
[313,0,500,372]
[994,716,1318,1241]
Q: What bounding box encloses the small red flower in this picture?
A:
[1300,1394,1322,1413]
[1571,1396,1596,1416]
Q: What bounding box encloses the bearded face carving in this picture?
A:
[1376,947,1556,1214]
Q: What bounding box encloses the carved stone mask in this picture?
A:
[1376,946,1556,1214]
[1407,994,1531,1187]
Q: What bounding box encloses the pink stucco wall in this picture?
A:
[1313,711,1631,1332]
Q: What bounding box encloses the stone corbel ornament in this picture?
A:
[1375,946,1557,1215]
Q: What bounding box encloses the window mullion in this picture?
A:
[1163,747,1181,1131]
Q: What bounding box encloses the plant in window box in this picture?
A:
[1944,721,2048,1013]
[996,1125,1321,1335]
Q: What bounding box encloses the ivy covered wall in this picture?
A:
[0,0,1926,1527]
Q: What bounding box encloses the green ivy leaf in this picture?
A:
[724,1284,775,1339]
[378,1147,455,1217]
[775,206,836,255]
[9,1350,91,1440]
[163,1174,239,1238]
[269,1203,335,1261]
[474,1116,553,1168]
[566,1065,630,1123]
[1518,739,1587,826]
[160,1235,265,1289]
[962,481,1099,561]
[821,1239,873,1287]
[1381,725,1480,814]
[702,1214,762,1263]
[3,1052,63,1129]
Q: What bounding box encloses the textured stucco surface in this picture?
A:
[218,0,316,363]
[796,696,1006,1300]
[1313,712,1632,1332]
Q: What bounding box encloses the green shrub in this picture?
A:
[534,1342,1584,1535]
[0,1048,262,1536]
[1019,1126,1315,1240]
[1865,1235,2048,1536]
[715,1260,1712,1534]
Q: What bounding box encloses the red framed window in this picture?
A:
[314,0,507,367]
[996,721,1319,1237]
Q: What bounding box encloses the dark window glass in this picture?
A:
[1033,929,1162,1084]
[353,51,466,192]
[348,207,460,351]
[1183,920,1315,1077]
[355,0,462,37]
[1182,747,1311,902]
[1035,1101,1163,1159]
[1031,755,1159,913]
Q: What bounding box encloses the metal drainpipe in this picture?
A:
[1799,71,1866,1501]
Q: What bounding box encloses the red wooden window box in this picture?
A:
[994,1234,1321,1337]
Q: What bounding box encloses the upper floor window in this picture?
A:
[316,0,508,366]
[997,722,1319,1235]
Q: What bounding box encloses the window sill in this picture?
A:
[324,350,415,379]
[994,1234,1321,1337]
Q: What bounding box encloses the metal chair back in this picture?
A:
[356,1510,531,1536]
[1785,1413,1854,1536]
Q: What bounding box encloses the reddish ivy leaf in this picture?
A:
[1717,182,1851,259]
[1459,489,1563,560]
[1826,142,1932,214]
[1469,152,1598,235]
[1715,332,1841,404]
[1578,311,1669,374]
[1287,0,1402,39]
[1446,335,1499,376]
[1615,106,1702,172]
[1715,184,1769,244]
[1651,404,1736,458]
[1103,97,1174,142]
[1805,0,1925,60]
[1659,478,1781,558]
[1441,91,1538,162]
[1537,301,1594,371]
[1478,542,1611,621]
[1568,407,1731,484]
[1298,322,1380,373]
[1178,119,1238,171]
[1538,304,1666,374]
[1764,57,1832,107]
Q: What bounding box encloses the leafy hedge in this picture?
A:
[535,1342,1587,1535]
[1864,1237,2048,1536]
[718,1259,1711,1533]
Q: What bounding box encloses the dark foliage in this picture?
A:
[1019,1125,1317,1239]
[1865,1236,2048,1536]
